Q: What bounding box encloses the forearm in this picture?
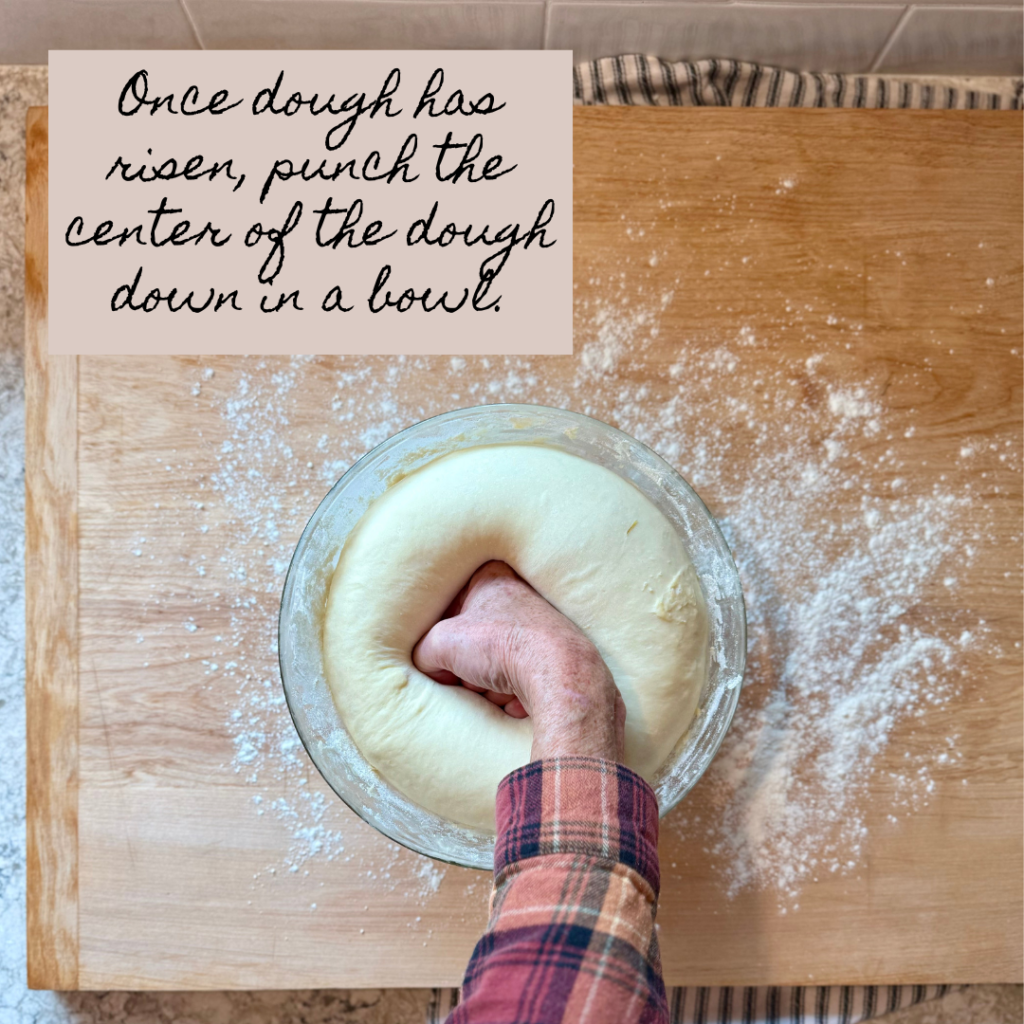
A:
[450,757,668,1024]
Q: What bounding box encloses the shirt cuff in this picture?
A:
[493,756,660,895]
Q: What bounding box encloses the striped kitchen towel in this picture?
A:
[573,55,1023,110]
[667,985,965,1023]
[425,983,965,1023]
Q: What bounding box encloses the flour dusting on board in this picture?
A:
[182,361,448,906]
[177,244,1018,912]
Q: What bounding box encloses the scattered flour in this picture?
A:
[167,241,1018,913]
[826,386,879,420]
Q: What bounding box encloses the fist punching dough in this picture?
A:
[322,444,708,831]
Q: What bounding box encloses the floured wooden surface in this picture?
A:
[41,108,1024,987]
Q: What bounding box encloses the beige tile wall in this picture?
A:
[1,0,1021,75]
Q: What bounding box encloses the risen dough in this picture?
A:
[322,444,707,831]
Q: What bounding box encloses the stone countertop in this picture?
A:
[0,65,1019,1024]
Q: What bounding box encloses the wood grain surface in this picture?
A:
[27,106,1023,990]
[24,106,79,990]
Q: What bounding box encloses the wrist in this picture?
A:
[508,627,625,762]
[530,687,622,761]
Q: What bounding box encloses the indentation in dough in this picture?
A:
[323,444,708,830]
[654,567,700,624]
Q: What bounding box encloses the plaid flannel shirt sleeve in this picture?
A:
[449,757,668,1024]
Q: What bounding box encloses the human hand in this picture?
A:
[412,561,626,762]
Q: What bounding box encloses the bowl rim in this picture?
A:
[278,402,747,867]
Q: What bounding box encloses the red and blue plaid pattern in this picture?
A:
[450,757,668,1024]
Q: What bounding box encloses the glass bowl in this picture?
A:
[278,404,746,869]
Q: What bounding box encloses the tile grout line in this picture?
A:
[869,5,914,72]
[178,0,206,51]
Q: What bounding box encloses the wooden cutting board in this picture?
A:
[26,104,1023,991]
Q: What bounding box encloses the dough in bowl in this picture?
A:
[322,444,708,831]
